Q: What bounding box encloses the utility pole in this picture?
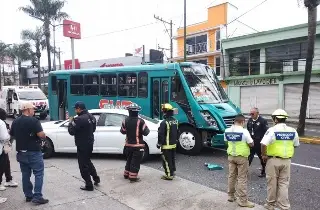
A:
[58,47,62,70]
[142,45,145,64]
[184,0,187,61]
[154,15,173,61]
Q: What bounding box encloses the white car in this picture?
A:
[41,109,161,161]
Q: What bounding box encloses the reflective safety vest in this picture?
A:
[225,132,250,157]
[267,128,295,158]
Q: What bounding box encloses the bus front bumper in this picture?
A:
[211,133,225,147]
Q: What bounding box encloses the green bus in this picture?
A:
[48,62,241,155]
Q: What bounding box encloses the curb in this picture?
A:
[300,137,320,145]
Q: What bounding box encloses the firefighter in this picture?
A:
[261,109,299,210]
[157,103,178,181]
[120,103,150,183]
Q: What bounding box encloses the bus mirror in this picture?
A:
[173,108,178,115]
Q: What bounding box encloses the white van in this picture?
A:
[0,86,49,120]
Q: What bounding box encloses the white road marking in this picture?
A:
[213,148,320,171]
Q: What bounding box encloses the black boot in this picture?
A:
[93,176,100,186]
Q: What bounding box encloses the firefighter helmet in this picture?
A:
[271,109,289,119]
[161,103,174,112]
[125,103,141,112]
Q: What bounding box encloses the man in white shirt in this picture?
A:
[224,114,255,208]
[0,110,10,203]
[260,109,299,210]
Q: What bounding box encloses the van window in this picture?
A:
[101,74,117,96]
[71,75,83,95]
[118,73,137,97]
[84,75,99,95]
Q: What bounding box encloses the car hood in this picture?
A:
[41,120,64,129]
[200,102,240,118]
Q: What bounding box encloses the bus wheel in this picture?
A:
[178,126,202,155]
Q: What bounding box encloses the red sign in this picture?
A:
[99,99,132,109]
[64,59,81,70]
[100,63,124,68]
[63,20,81,39]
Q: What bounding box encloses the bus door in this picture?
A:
[151,77,170,120]
[57,79,68,120]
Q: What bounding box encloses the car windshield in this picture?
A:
[181,64,229,104]
[17,91,47,100]
[139,114,159,124]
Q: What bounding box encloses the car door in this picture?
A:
[95,113,127,154]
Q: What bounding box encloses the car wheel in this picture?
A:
[42,137,54,159]
[40,114,47,120]
[177,125,202,155]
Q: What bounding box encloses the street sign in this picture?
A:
[64,59,80,69]
[63,20,81,39]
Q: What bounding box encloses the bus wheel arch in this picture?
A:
[177,124,202,155]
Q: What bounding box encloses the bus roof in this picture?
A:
[49,62,195,75]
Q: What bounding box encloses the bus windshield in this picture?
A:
[17,91,47,100]
[181,64,229,104]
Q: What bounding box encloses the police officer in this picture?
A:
[247,107,268,177]
[68,101,100,191]
[157,103,178,181]
[120,103,150,183]
[261,109,299,210]
[225,114,255,208]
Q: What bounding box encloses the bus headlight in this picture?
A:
[200,111,217,127]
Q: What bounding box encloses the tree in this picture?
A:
[21,27,46,88]
[297,0,320,136]
[8,43,33,85]
[19,0,69,73]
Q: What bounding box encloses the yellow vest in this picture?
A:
[225,132,250,157]
[267,127,295,158]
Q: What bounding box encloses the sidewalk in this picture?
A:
[1,158,264,210]
[244,115,319,125]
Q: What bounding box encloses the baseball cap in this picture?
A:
[73,101,86,109]
[20,102,35,110]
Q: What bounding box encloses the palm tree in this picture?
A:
[8,43,33,85]
[0,41,8,88]
[21,27,46,88]
[297,0,320,136]
[19,0,69,73]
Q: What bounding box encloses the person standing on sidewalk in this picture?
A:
[120,103,150,183]
[0,108,18,191]
[10,102,49,205]
[157,103,178,181]
[247,107,268,177]
[225,114,255,208]
[261,109,299,210]
[68,101,100,191]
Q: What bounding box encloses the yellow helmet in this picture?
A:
[161,103,174,112]
[271,109,289,119]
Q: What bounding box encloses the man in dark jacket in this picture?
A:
[68,101,100,191]
[157,103,178,181]
[120,103,150,183]
[247,107,268,177]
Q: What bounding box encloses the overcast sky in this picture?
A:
[0,0,314,66]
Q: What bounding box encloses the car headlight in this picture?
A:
[200,111,217,127]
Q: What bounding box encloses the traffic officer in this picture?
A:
[120,103,150,183]
[247,107,268,177]
[224,114,255,208]
[68,101,100,191]
[157,103,178,181]
[261,109,299,210]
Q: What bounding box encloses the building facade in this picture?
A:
[222,21,320,118]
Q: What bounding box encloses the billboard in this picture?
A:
[64,59,81,70]
[63,20,81,39]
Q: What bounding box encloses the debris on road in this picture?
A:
[205,163,223,170]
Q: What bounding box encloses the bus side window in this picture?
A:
[138,72,148,98]
[101,74,117,96]
[51,76,57,95]
[85,75,99,95]
[171,76,187,104]
[118,73,137,97]
[71,75,84,95]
